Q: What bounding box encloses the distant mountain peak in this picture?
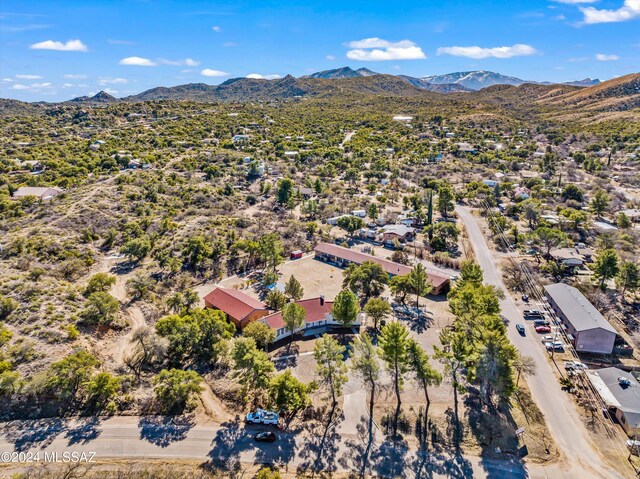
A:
[70,90,119,103]
[305,66,380,79]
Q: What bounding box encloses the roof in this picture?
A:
[203,287,268,321]
[587,368,640,425]
[12,186,61,198]
[314,242,449,289]
[261,297,333,330]
[381,224,416,236]
[544,283,617,334]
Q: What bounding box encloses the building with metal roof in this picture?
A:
[544,283,617,354]
[587,367,640,436]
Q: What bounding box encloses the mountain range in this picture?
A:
[61,67,605,105]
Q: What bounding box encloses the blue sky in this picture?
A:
[0,0,638,101]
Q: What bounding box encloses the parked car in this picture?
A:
[540,335,554,343]
[246,409,279,425]
[524,309,544,318]
[545,341,564,351]
[533,319,550,327]
[535,325,551,333]
[521,294,529,302]
[564,361,589,371]
[515,324,526,335]
[253,432,277,443]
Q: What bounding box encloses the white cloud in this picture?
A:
[30,39,88,51]
[103,88,119,95]
[1,78,14,82]
[346,37,426,61]
[201,68,229,77]
[326,55,336,61]
[595,53,620,61]
[119,56,157,66]
[580,0,640,23]
[246,73,280,79]
[222,42,238,47]
[98,77,128,85]
[12,84,29,90]
[62,83,74,88]
[212,25,221,32]
[31,82,51,88]
[159,57,201,66]
[436,43,537,59]
[16,74,42,80]
[64,74,87,79]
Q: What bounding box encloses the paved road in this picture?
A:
[0,415,597,478]
[456,205,631,479]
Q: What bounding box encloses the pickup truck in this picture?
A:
[246,409,279,425]
[564,361,589,371]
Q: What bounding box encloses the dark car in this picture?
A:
[533,319,550,327]
[254,432,277,443]
[515,324,526,335]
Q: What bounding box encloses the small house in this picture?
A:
[290,250,303,260]
[11,186,62,201]
[587,367,640,437]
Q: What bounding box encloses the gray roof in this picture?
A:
[381,224,415,236]
[544,283,617,334]
[588,368,640,424]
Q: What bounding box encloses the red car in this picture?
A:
[535,325,551,333]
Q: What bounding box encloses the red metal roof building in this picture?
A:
[260,297,336,340]
[203,287,270,328]
[314,242,449,294]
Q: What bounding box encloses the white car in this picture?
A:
[564,361,589,371]
[246,409,279,425]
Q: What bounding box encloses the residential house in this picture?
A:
[259,297,361,342]
[544,283,617,354]
[11,186,62,201]
[314,242,449,294]
[456,142,476,154]
[203,287,270,329]
[232,134,250,143]
[381,224,416,244]
[587,367,640,437]
[483,179,498,188]
[513,186,530,200]
[326,214,351,226]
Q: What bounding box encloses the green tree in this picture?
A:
[426,222,460,252]
[389,274,413,304]
[471,329,517,406]
[85,372,121,411]
[406,338,441,442]
[44,350,99,402]
[284,275,304,301]
[342,261,388,302]
[268,369,313,423]
[363,298,392,331]
[368,203,378,220]
[277,178,295,205]
[410,263,431,308]
[617,212,632,229]
[265,289,287,311]
[255,468,282,479]
[282,302,306,349]
[84,273,116,296]
[153,368,203,413]
[590,248,619,290]
[590,190,609,218]
[120,237,151,262]
[379,321,410,437]
[243,321,276,350]
[182,235,213,271]
[332,289,360,329]
[0,323,13,347]
[434,329,470,443]
[125,274,154,301]
[314,335,348,406]
[437,183,455,217]
[0,295,18,321]
[231,337,274,404]
[616,261,640,298]
[561,184,584,202]
[349,333,380,465]
[258,233,284,272]
[459,260,483,286]
[336,215,365,238]
[530,226,569,256]
[81,292,119,325]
